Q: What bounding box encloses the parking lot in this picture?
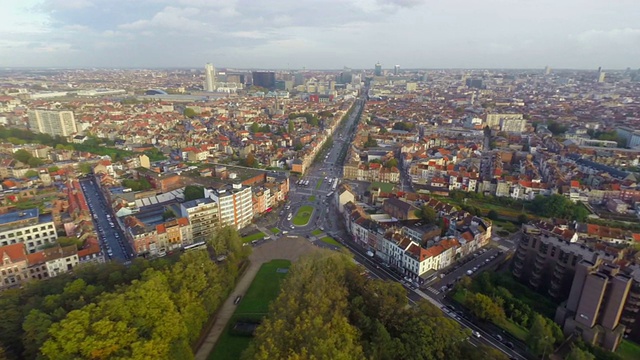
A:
[424,247,505,299]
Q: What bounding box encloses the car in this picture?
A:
[494,334,503,342]
[505,342,514,349]
[466,270,473,275]
[234,295,242,305]
[472,330,481,338]
[472,266,478,272]
[290,225,295,229]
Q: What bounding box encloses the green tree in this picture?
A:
[22,309,53,360]
[416,205,437,224]
[526,314,556,357]
[162,209,176,220]
[364,134,378,148]
[487,209,499,220]
[13,149,32,164]
[78,162,92,175]
[183,108,197,118]
[517,213,529,224]
[465,292,505,322]
[24,170,39,178]
[250,122,260,133]
[28,157,44,167]
[288,120,294,133]
[48,166,60,173]
[384,158,398,168]
[566,346,595,360]
[183,185,204,201]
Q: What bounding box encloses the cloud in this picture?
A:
[574,28,640,45]
[377,0,425,8]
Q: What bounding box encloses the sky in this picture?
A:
[1,0,639,70]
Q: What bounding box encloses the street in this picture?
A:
[80,176,133,262]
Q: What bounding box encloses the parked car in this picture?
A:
[472,331,481,338]
[234,295,242,305]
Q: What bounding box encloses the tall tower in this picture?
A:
[394,65,400,76]
[204,63,216,92]
[597,67,606,83]
[544,65,551,75]
[374,62,382,76]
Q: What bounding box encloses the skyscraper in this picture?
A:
[27,109,77,137]
[544,65,551,75]
[394,65,400,76]
[598,67,606,83]
[374,63,382,76]
[252,71,276,90]
[204,63,216,92]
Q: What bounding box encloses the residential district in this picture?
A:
[1,65,640,359]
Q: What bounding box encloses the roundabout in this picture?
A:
[292,205,315,226]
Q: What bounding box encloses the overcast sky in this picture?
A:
[1,0,639,70]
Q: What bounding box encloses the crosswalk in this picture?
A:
[497,245,509,251]
[426,287,440,295]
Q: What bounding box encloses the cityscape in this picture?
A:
[1,1,640,360]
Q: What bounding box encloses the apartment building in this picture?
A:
[555,261,631,351]
[0,208,58,254]
[485,113,523,129]
[208,183,254,230]
[180,198,218,243]
[156,217,192,251]
[27,109,78,137]
[513,224,616,300]
[0,243,29,289]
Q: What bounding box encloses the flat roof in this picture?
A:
[0,208,39,225]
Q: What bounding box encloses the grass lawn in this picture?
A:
[208,260,292,360]
[309,195,316,201]
[369,181,395,193]
[241,232,265,243]
[270,227,280,234]
[311,229,323,236]
[293,205,314,226]
[320,236,342,247]
[617,340,640,360]
[495,318,528,341]
[315,179,323,189]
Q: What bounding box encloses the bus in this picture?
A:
[332,180,338,191]
[326,191,334,198]
[183,241,207,252]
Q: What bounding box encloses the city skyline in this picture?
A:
[1,0,640,69]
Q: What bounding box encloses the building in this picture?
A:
[374,63,382,76]
[485,113,523,129]
[0,243,29,289]
[208,183,254,230]
[252,71,276,90]
[513,224,616,300]
[0,208,58,254]
[555,261,631,351]
[382,198,419,220]
[204,63,216,92]
[500,118,527,133]
[27,109,78,137]
[180,198,218,243]
[394,65,400,76]
[156,217,192,251]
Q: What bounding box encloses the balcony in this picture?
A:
[516,249,527,261]
[513,268,523,278]
[548,287,559,298]
[530,277,541,288]
[553,266,565,279]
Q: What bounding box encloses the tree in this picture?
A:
[384,158,398,169]
[22,309,53,360]
[526,314,557,357]
[364,134,377,148]
[416,205,437,224]
[250,122,260,133]
[517,213,529,224]
[465,293,505,322]
[183,185,204,201]
[13,149,32,164]
[547,121,567,135]
[566,346,596,360]
[162,209,176,220]
[487,210,499,220]
[28,157,44,167]
[48,166,60,173]
[24,170,39,178]
[183,108,197,118]
[78,162,92,175]
[287,120,294,133]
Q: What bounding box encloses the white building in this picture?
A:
[27,109,78,137]
[204,63,216,92]
[208,183,254,230]
[0,208,58,253]
[180,198,218,243]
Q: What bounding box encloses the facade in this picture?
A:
[485,113,523,129]
[27,109,78,137]
[0,208,58,254]
[205,63,216,92]
[0,243,29,289]
[208,183,254,230]
[500,118,527,133]
[252,71,276,90]
[156,217,192,251]
[513,224,616,300]
[374,63,382,76]
[555,261,631,351]
[180,198,218,243]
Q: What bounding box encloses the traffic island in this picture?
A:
[292,205,314,226]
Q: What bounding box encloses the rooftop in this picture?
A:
[0,208,39,226]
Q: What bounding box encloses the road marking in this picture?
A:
[498,245,509,251]
[427,287,440,295]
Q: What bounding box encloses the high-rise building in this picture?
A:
[252,71,276,89]
[180,198,218,243]
[27,109,77,137]
[394,65,400,76]
[204,63,216,91]
[208,183,254,230]
[555,261,631,351]
[374,63,382,76]
[485,113,523,129]
[544,65,551,75]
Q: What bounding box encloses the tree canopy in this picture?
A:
[363,134,378,148]
[183,185,205,201]
[243,251,489,360]
[528,194,589,221]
